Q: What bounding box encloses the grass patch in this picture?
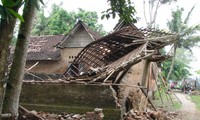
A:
[190,95,200,110]
[152,90,182,111]
[172,100,182,110]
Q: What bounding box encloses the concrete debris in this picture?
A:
[123,109,179,120]
[19,108,104,120]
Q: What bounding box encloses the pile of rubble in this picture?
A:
[19,108,104,120]
[191,90,200,95]
[123,109,179,120]
[18,105,182,120]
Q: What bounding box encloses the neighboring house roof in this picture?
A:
[112,20,143,38]
[27,35,64,61]
[113,20,138,31]
[58,20,101,48]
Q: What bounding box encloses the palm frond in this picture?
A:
[184,5,196,24]
[181,24,200,37]
[180,36,200,50]
[187,36,200,44]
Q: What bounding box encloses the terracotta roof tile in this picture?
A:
[27,35,64,61]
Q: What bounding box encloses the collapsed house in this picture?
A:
[63,22,178,114]
[20,22,178,119]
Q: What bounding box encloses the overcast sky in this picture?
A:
[44,0,200,77]
[44,0,200,31]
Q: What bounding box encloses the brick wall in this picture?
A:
[20,82,121,119]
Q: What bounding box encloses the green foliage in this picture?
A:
[161,48,192,80]
[162,59,191,80]
[7,7,24,22]
[196,70,200,75]
[190,95,200,110]
[102,0,137,23]
[31,9,47,35]
[165,5,200,80]
[167,6,200,50]
[0,0,44,22]
[160,0,177,4]
[1,0,22,8]
[153,78,181,110]
[0,0,23,22]
[47,4,75,35]
[32,4,106,36]
[76,8,106,35]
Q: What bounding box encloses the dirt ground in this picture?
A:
[174,92,200,120]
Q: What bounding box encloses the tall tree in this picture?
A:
[162,48,193,80]
[103,0,137,23]
[32,5,106,36]
[46,4,75,35]
[166,6,200,80]
[2,0,38,119]
[76,8,106,35]
[0,0,23,117]
[143,0,177,28]
[31,9,48,36]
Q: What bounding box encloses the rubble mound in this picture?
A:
[191,91,200,95]
[123,109,179,120]
[19,108,104,120]
[19,105,182,120]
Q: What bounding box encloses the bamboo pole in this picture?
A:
[171,91,182,104]
[88,83,147,88]
[159,75,170,102]
[155,78,164,105]
[103,70,115,82]
[26,62,39,72]
[1,113,11,118]
[159,74,174,106]
[26,72,45,81]
[137,83,157,111]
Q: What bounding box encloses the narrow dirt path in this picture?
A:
[175,92,200,120]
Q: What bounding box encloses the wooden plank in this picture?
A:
[140,60,150,87]
[137,83,157,111]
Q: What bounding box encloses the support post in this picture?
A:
[141,60,150,89]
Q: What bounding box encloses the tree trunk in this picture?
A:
[0,17,18,120]
[2,1,38,119]
[166,43,177,81]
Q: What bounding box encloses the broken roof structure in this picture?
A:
[63,25,178,82]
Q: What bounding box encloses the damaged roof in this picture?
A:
[64,25,178,82]
[27,35,64,61]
